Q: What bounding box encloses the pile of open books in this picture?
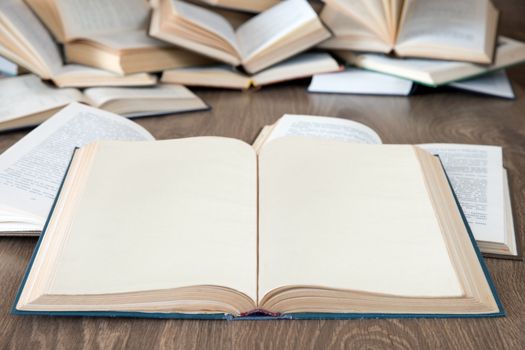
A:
[2,0,525,131]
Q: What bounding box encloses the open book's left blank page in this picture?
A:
[46,137,258,301]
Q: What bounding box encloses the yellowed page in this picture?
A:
[258,138,463,300]
[47,138,258,301]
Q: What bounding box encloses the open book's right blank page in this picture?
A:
[258,137,463,300]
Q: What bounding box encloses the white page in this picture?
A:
[449,70,515,99]
[308,68,413,96]
[0,103,154,226]
[0,75,83,123]
[265,114,382,145]
[55,0,150,40]
[417,144,504,244]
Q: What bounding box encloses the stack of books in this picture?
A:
[0,0,343,132]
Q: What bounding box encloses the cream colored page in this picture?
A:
[236,0,318,61]
[0,75,82,122]
[258,138,463,299]
[265,115,382,145]
[396,0,487,51]
[48,138,257,301]
[0,0,63,76]
[55,0,150,39]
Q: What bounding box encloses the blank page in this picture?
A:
[48,138,258,301]
[258,138,463,300]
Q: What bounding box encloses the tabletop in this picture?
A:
[1,0,525,348]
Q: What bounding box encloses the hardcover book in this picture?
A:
[14,120,503,318]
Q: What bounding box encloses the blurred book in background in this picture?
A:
[150,0,331,73]
[162,52,341,89]
[0,75,207,132]
[308,68,515,99]
[320,0,498,63]
[0,0,157,87]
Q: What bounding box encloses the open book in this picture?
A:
[150,0,331,73]
[194,0,279,13]
[253,115,520,259]
[161,52,341,89]
[25,0,209,74]
[0,103,155,235]
[0,75,208,132]
[0,0,157,88]
[333,36,525,87]
[14,120,502,318]
[320,0,498,64]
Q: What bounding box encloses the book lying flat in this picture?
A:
[0,75,208,132]
[308,68,515,99]
[193,0,279,13]
[0,0,156,88]
[14,124,502,318]
[25,0,210,74]
[334,36,525,87]
[150,0,331,73]
[161,52,341,89]
[253,115,520,259]
[320,0,498,64]
[0,103,155,235]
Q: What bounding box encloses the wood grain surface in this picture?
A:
[1,0,525,348]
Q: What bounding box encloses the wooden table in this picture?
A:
[1,2,525,349]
